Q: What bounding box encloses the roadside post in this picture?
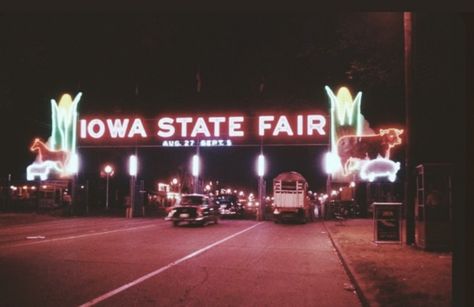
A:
[129,155,138,218]
[257,153,265,221]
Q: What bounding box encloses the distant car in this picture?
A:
[216,194,245,218]
[165,194,219,226]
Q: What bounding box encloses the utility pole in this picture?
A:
[404,12,415,245]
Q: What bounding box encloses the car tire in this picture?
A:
[173,221,179,227]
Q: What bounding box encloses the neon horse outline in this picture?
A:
[30,138,70,169]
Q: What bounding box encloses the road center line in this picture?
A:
[79,222,263,307]
[6,224,159,248]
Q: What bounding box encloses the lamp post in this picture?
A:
[257,153,266,221]
[128,155,138,218]
[104,164,114,210]
[69,153,80,215]
[350,181,356,200]
[192,154,200,194]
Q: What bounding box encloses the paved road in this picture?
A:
[0,217,361,307]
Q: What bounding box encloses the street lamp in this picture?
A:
[128,155,138,218]
[103,164,114,210]
[350,181,356,200]
[256,153,266,221]
[192,154,200,193]
[69,153,80,215]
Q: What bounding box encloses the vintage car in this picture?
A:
[215,194,245,218]
[165,194,219,226]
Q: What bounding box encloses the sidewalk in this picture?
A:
[324,218,452,307]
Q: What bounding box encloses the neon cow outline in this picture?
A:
[26,160,62,181]
[336,128,403,175]
[359,156,401,182]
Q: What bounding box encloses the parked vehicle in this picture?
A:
[165,194,219,226]
[272,171,313,223]
[216,194,245,218]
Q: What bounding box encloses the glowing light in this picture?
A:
[258,114,326,137]
[27,160,62,181]
[192,154,200,177]
[228,117,244,137]
[325,86,362,129]
[127,119,147,138]
[27,92,82,181]
[104,165,113,175]
[67,152,80,174]
[325,86,363,159]
[129,155,138,177]
[172,178,178,185]
[324,151,342,174]
[50,93,82,153]
[273,115,294,136]
[350,181,356,188]
[257,154,265,177]
[336,128,403,176]
[360,156,400,182]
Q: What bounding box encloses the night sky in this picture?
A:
[0,13,408,192]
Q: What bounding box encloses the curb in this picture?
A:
[323,220,371,307]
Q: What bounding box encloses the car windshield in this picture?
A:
[180,196,204,206]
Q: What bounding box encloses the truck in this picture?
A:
[272,171,313,223]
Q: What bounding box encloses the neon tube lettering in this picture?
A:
[208,117,226,137]
[229,116,244,137]
[127,118,147,138]
[107,118,129,138]
[307,115,326,135]
[191,117,211,137]
[157,117,175,138]
[258,116,274,136]
[297,115,303,136]
[273,115,293,136]
[88,119,105,139]
[176,117,192,137]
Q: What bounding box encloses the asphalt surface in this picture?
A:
[0,216,361,307]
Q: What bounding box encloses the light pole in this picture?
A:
[350,181,356,200]
[104,164,114,210]
[257,153,266,221]
[192,154,200,194]
[69,153,80,215]
[129,155,138,218]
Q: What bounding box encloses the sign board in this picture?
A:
[324,86,403,183]
[373,202,402,244]
[78,113,329,147]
